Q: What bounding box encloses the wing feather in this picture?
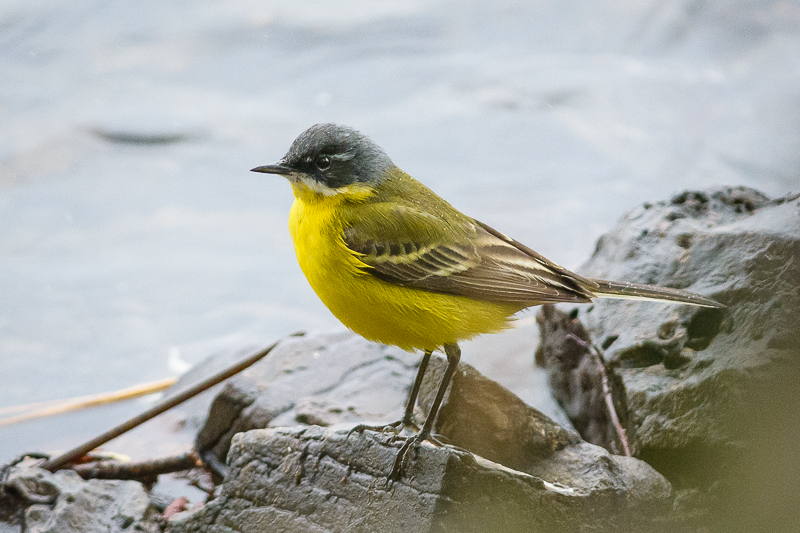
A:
[342,205,594,305]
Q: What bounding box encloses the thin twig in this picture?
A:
[0,378,178,428]
[566,333,631,457]
[71,451,201,480]
[42,333,301,472]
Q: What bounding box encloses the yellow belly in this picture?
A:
[288,193,521,351]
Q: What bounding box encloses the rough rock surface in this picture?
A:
[0,459,160,533]
[170,329,673,533]
[415,354,646,495]
[167,426,671,533]
[414,354,668,501]
[537,187,800,531]
[188,327,575,471]
[194,331,419,468]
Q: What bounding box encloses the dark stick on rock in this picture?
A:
[566,333,631,456]
[70,451,202,481]
[535,304,620,451]
[42,333,301,472]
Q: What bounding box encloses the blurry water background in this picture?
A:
[1,0,799,460]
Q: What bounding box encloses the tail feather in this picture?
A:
[590,279,725,308]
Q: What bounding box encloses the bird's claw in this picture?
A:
[389,433,421,481]
[389,431,450,481]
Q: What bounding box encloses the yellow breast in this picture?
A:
[287,184,520,351]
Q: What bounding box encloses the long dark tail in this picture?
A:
[590,279,725,308]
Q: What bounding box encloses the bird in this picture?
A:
[251,123,724,478]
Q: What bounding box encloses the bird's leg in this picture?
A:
[399,348,432,429]
[390,343,460,480]
[347,350,432,439]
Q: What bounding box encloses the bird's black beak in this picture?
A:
[250,161,293,175]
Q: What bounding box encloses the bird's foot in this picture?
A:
[389,433,426,481]
[389,430,450,480]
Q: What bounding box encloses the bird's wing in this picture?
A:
[342,203,595,304]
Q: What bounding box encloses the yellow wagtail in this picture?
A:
[252,123,724,477]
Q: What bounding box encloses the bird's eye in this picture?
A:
[317,155,331,170]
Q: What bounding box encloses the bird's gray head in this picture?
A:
[251,124,394,193]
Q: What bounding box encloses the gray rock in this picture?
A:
[189,329,667,497]
[462,320,576,431]
[418,355,669,501]
[194,331,419,467]
[418,354,578,474]
[188,327,575,471]
[167,426,671,533]
[537,187,800,531]
[1,460,160,533]
[174,329,672,532]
